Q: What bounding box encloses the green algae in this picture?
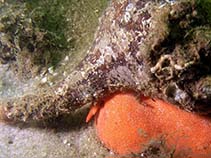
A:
[0,0,108,71]
[24,0,71,67]
[196,0,211,24]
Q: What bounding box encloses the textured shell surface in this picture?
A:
[1,0,211,122]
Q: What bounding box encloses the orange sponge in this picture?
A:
[89,92,211,157]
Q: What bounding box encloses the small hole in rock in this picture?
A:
[8,140,13,144]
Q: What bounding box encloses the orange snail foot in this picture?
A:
[87,92,211,157]
[86,104,101,123]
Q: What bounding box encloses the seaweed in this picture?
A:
[24,0,71,66]
[0,0,108,76]
[196,0,211,25]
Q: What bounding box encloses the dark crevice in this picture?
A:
[148,2,211,112]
